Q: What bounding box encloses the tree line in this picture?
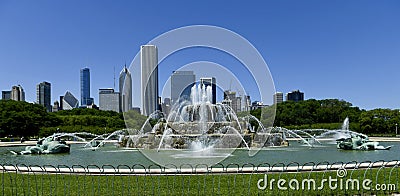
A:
[1,99,399,138]
[0,100,143,137]
[252,99,400,135]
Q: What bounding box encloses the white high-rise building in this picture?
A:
[243,95,251,112]
[273,92,284,104]
[99,88,120,113]
[11,85,25,101]
[119,65,132,112]
[141,45,158,116]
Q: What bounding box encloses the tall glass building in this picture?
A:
[2,91,11,100]
[141,45,158,116]
[286,90,304,102]
[119,65,132,112]
[80,67,93,106]
[171,71,195,105]
[37,81,52,112]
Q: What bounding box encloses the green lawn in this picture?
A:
[1,167,399,195]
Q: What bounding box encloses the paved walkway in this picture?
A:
[0,140,37,147]
[369,136,400,142]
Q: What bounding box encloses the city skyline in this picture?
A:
[1,1,399,110]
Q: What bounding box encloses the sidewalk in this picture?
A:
[0,140,37,147]
[369,137,400,142]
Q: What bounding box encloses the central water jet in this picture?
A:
[156,84,251,152]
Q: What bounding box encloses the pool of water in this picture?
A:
[0,141,397,167]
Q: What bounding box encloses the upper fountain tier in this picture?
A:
[166,84,241,135]
[190,83,213,105]
[168,84,237,124]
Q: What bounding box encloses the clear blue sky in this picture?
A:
[1,0,399,110]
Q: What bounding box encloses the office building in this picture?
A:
[80,67,93,106]
[171,71,195,104]
[2,91,11,100]
[286,90,304,102]
[99,88,120,113]
[243,95,251,112]
[235,96,242,113]
[52,101,60,112]
[62,91,79,110]
[141,45,158,116]
[119,65,132,112]
[200,77,216,104]
[223,90,241,113]
[273,92,284,104]
[37,81,52,112]
[251,101,266,110]
[59,96,64,110]
[11,85,25,101]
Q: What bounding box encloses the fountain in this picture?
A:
[311,117,367,142]
[120,84,287,153]
[300,117,392,150]
[156,84,251,152]
[342,116,349,130]
[334,118,391,150]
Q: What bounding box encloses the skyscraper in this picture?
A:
[141,45,158,116]
[37,81,52,112]
[200,77,216,104]
[171,71,195,104]
[273,92,284,104]
[62,91,79,110]
[59,96,64,110]
[243,95,251,112]
[223,90,241,113]
[99,88,120,113]
[2,91,11,100]
[286,90,304,102]
[80,67,93,106]
[11,85,25,101]
[119,65,132,112]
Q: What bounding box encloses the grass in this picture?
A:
[1,167,399,195]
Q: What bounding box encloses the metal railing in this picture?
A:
[1,160,399,195]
